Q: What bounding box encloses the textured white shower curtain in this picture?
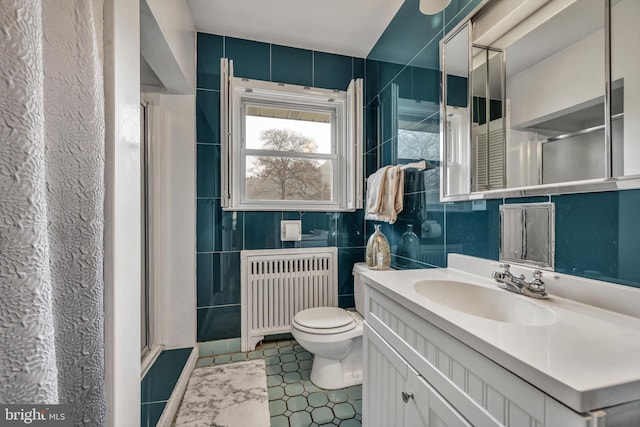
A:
[0,0,106,425]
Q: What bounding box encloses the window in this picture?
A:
[221,59,363,211]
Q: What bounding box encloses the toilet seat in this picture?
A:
[292,307,357,335]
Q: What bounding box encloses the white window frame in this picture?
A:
[221,58,363,211]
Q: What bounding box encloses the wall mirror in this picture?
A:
[500,202,555,270]
[441,0,640,201]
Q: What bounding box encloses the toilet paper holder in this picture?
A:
[421,220,442,239]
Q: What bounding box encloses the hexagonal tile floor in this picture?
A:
[197,338,362,427]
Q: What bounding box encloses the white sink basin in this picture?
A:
[414,280,557,326]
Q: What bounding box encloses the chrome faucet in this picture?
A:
[492,264,548,299]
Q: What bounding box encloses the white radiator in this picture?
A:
[419,244,464,267]
[241,247,338,351]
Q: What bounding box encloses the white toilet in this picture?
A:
[290,263,367,390]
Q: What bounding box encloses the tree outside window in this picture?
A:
[247,129,332,201]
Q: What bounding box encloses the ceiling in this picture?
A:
[185,0,405,58]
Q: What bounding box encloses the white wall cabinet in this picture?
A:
[361,283,618,427]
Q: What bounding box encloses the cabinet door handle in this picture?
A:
[401,391,414,403]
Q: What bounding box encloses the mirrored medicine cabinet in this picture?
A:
[440,0,640,201]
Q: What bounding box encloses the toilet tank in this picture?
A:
[352,263,369,314]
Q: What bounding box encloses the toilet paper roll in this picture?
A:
[422,220,442,239]
[284,223,301,241]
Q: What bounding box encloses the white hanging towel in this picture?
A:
[365,165,390,217]
[365,165,405,224]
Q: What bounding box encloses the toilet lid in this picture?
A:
[293,307,354,330]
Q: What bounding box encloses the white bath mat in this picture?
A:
[176,359,270,427]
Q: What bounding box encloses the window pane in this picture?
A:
[397,129,440,161]
[246,155,333,201]
[245,106,332,154]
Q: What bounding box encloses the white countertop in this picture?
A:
[359,256,640,413]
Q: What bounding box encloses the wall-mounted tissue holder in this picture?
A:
[281,220,302,241]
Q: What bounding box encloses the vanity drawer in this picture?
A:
[365,286,595,427]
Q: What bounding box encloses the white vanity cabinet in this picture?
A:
[364,323,472,427]
[362,284,604,427]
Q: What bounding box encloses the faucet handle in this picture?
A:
[529,270,546,290]
[499,263,511,273]
[525,270,548,299]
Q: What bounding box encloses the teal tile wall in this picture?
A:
[140,402,165,427]
[197,305,242,342]
[141,348,192,402]
[141,348,192,426]
[196,144,220,197]
[225,37,271,81]
[314,52,356,90]
[553,190,640,287]
[365,0,640,288]
[197,33,223,91]
[271,45,313,86]
[196,90,220,144]
[197,252,241,307]
[196,33,367,342]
